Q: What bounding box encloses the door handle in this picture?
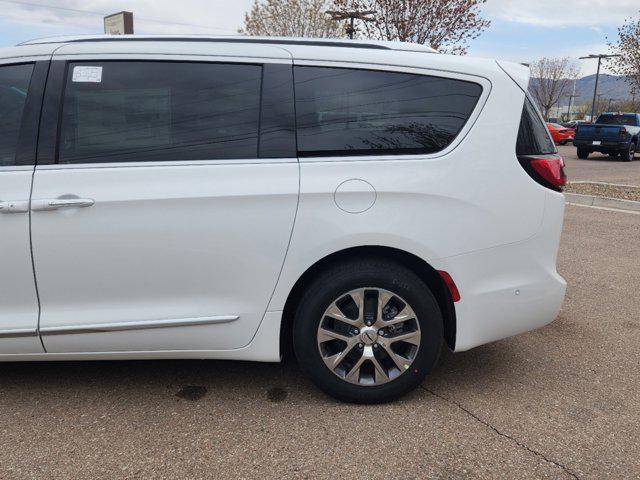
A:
[0,200,29,214]
[31,198,95,211]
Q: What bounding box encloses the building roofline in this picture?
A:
[18,34,437,53]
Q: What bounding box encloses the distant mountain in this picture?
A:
[564,74,634,106]
[530,74,635,107]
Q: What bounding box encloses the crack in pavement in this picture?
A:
[420,385,580,480]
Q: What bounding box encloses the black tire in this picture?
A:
[559,140,567,146]
[577,147,590,159]
[293,258,443,403]
[623,142,636,162]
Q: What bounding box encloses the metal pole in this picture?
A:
[566,79,576,120]
[590,56,601,122]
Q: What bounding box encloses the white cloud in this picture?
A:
[0,0,253,37]
[484,0,639,28]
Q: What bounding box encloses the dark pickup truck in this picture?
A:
[573,113,640,162]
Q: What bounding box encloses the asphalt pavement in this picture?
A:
[560,144,640,185]
[1,204,638,479]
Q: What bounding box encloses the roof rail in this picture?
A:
[18,34,437,53]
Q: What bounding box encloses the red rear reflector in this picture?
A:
[518,154,567,192]
[437,270,460,302]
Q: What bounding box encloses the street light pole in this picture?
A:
[566,78,576,120]
[579,53,620,122]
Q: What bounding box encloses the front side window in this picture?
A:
[294,66,482,157]
[0,63,33,166]
[59,62,262,164]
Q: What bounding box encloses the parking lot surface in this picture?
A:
[1,205,639,479]
[560,144,640,185]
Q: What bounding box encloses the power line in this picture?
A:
[0,0,235,33]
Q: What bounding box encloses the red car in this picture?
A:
[546,123,575,145]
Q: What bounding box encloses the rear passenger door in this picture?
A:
[31,44,298,353]
[0,60,47,354]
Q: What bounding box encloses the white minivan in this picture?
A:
[0,35,566,402]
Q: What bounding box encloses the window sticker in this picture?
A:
[72,66,103,83]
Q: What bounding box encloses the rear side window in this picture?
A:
[58,62,262,164]
[516,96,556,156]
[294,66,482,157]
[0,63,33,166]
[595,114,638,126]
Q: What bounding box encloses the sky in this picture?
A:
[0,0,638,77]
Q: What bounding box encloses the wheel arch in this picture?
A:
[279,245,457,357]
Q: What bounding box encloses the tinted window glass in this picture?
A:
[294,67,482,157]
[516,97,556,156]
[0,63,33,166]
[595,114,638,126]
[59,62,262,164]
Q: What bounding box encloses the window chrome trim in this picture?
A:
[36,157,297,170]
[40,315,240,336]
[0,165,36,172]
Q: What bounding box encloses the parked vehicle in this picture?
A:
[0,35,567,403]
[562,120,589,131]
[573,113,640,161]
[547,122,575,145]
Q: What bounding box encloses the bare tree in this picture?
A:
[608,12,640,100]
[528,57,580,121]
[331,0,490,54]
[240,0,343,38]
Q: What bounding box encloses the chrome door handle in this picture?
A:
[32,198,95,211]
[0,200,29,214]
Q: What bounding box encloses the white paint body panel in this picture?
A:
[0,37,565,362]
[0,168,42,353]
[31,162,298,353]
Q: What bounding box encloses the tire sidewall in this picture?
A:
[293,261,443,403]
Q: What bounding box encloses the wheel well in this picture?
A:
[280,246,457,358]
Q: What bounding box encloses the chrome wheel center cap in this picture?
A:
[360,327,378,346]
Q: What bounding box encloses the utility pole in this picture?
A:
[326,10,375,39]
[579,53,620,122]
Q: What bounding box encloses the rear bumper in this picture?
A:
[437,191,566,352]
[573,139,628,150]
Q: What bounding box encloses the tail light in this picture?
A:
[517,154,567,192]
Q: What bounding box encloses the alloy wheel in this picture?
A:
[316,288,421,386]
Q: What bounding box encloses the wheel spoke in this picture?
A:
[381,342,412,371]
[388,330,421,346]
[324,303,359,326]
[317,327,351,344]
[323,340,356,368]
[349,289,365,324]
[370,355,389,383]
[384,305,416,326]
[345,354,366,382]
